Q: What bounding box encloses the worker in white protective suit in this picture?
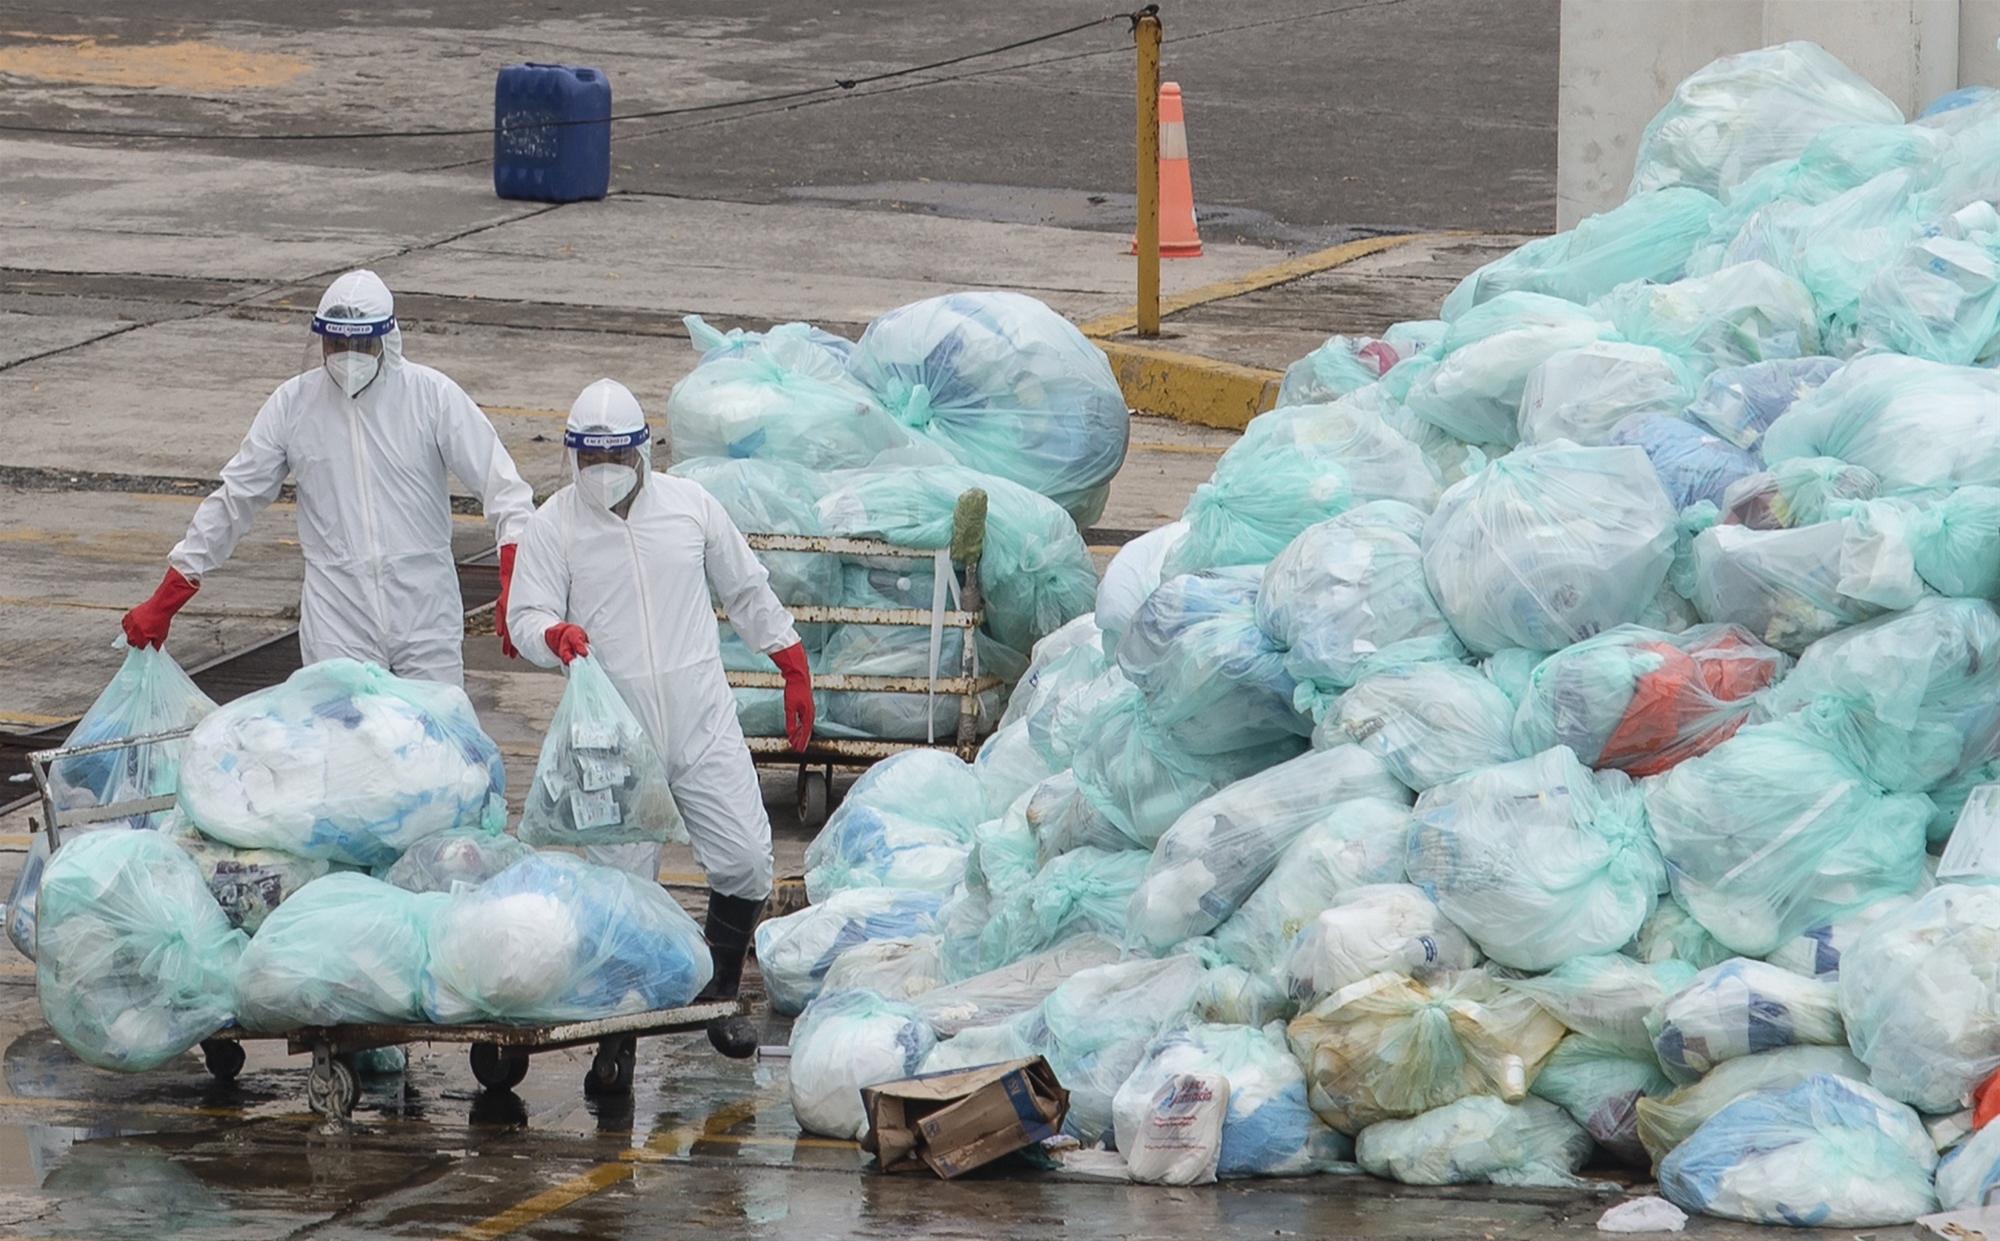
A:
[509,379,813,1050]
[120,270,536,687]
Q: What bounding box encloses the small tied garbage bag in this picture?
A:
[1354,1095,1595,1187]
[519,655,683,848]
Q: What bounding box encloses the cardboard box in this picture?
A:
[861,1056,1069,1179]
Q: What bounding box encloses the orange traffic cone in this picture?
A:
[1132,81,1203,258]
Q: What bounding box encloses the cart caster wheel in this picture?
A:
[469,1042,529,1091]
[308,1056,359,1119]
[707,1015,759,1060]
[201,1039,245,1085]
[794,766,827,828]
[583,1037,635,1097]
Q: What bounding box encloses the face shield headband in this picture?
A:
[563,427,650,452]
[312,315,398,339]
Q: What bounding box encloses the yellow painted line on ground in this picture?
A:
[0,711,70,726]
[1098,339,1281,433]
[0,595,126,612]
[0,1092,247,1119]
[624,1132,860,1157]
[442,1162,636,1241]
[1075,232,1441,339]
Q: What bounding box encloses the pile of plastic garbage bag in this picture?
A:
[766,43,2000,1222]
[27,655,714,1073]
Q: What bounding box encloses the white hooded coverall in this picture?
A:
[508,472,799,900]
[168,292,534,686]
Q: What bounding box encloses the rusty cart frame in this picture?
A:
[25,732,751,1121]
[723,488,1003,825]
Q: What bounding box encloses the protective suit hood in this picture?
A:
[310,269,405,396]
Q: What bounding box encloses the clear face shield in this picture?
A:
[307,309,400,398]
[565,424,651,510]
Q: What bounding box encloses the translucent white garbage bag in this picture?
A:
[787,988,937,1140]
[382,828,533,896]
[1113,1023,1351,1180]
[911,932,1122,1035]
[1401,293,1615,447]
[1123,746,1409,954]
[1657,1073,1937,1227]
[46,643,215,833]
[1406,747,1666,971]
[1211,801,1411,977]
[1634,1044,1872,1167]
[1686,515,1921,654]
[975,846,1150,974]
[1443,188,1720,319]
[1355,1095,1594,1187]
[519,654,684,849]
[1600,261,1821,373]
[802,749,987,901]
[820,935,946,1004]
[1683,356,1841,453]
[1646,959,1843,1084]
[1422,442,1678,655]
[1117,568,1309,756]
[752,886,944,1016]
[1507,954,1697,1058]
[1095,521,1186,648]
[1935,1109,2000,1209]
[1315,663,1519,794]
[1015,955,1210,1143]
[176,659,505,868]
[1517,341,1696,446]
[1762,353,2000,494]
[1281,884,1481,1004]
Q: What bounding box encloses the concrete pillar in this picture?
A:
[1558,0,1966,228]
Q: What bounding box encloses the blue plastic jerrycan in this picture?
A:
[493,63,611,203]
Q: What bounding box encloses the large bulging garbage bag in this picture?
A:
[1355,1095,1593,1187]
[1443,187,1721,318]
[424,852,711,1023]
[1647,959,1843,1084]
[1658,1073,1937,1227]
[1683,356,1841,452]
[1762,353,2000,493]
[1762,597,2000,793]
[1516,341,1696,446]
[1422,442,1678,655]
[1116,568,1309,755]
[1509,624,1785,776]
[1626,41,1904,200]
[1506,954,1697,1058]
[1211,801,1411,976]
[1281,883,1481,1003]
[844,290,1129,523]
[1599,261,1821,372]
[1604,413,1762,511]
[1015,954,1209,1143]
[1857,210,2000,364]
[234,873,442,1031]
[816,464,1097,657]
[1904,484,2000,599]
[165,815,330,935]
[382,828,533,896]
[1113,1023,1351,1179]
[754,886,944,1016]
[975,846,1150,973]
[1286,968,1566,1134]
[1405,746,1665,970]
[1644,724,1932,957]
[820,935,944,1003]
[1165,401,1441,576]
[801,749,986,900]
[666,317,927,471]
[35,830,245,1071]
[1635,1043,1870,1167]
[1530,1034,1674,1167]
[668,456,842,605]
[787,988,937,1140]
[911,933,1123,1034]
[47,644,215,832]
[815,621,1004,743]
[1123,746,1409,954]
[519,655,682,849]
[176,659,505,868]
[1686,515,1921,654]
[1839,882,2000,1113]
[1401,292,1615,446]
[1317,663,1520,792]
[1258,502,1464,702]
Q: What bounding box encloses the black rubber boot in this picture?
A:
[700,890,764,1059]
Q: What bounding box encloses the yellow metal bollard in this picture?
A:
[1133,7,1162,338]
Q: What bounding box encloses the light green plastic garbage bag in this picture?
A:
[1507,954,1697,1058]
[520,655,682,848]
[1762,353,2000,493]
[1316,663,1519,793]
[1400,292,1615,446]
[1643,723,1933,957]
[234,872,443,1031]
[1355,1095,1594,1187]
[1598,260,1820,373]
[35,830,246,1071]
[46,643,215,833]
[1528,1034,1674,1168]
[1211,800,1411,977]
[1443,188,1720,319]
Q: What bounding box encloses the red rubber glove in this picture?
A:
[770,641,814,752]
[495,544,519,659]
[545,623,591,665]
[122,568,199,649]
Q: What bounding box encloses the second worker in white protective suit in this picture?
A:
[120,269,537,686]
[509,379,814,1048]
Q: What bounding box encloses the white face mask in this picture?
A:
[581,463,639,509]
[324,351,381,397]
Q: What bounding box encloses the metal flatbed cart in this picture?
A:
[26,734,752,1122]
[723,488,1004,826]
